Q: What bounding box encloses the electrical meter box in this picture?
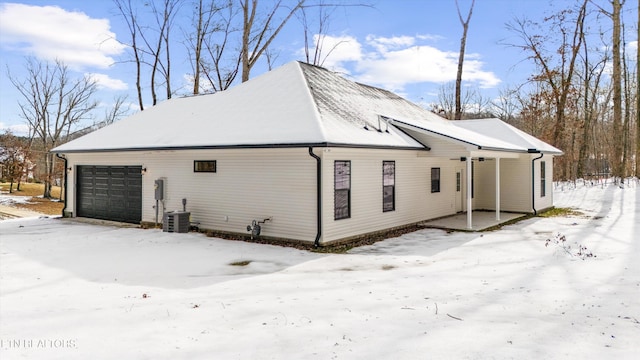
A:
[154,179,164,200]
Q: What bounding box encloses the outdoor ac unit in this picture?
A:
[163,211,190,233]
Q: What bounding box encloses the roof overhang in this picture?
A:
[51,142,428,154]
[389,118,533,154]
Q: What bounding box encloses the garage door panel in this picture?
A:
[76,165,142,223]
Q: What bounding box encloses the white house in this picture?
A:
[52,61,562,246]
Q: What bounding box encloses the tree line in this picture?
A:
[436,0,639,182]
[2,0,638,199]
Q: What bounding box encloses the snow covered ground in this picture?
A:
[1,181,638,359]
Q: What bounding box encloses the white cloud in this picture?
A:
[0,122,30,137]
[0,3,126,69]
[87,73,128,90]
[305,34,362,72]
[308,34,500,92]
[365,35,416,53]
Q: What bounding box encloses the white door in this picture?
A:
[455,168,463,212]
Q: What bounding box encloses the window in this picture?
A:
[456,171,461,192]
[383,161,395,212]
[194,160,216,173]
[540,161,546,197]
[334,161,351,220]
[431,167,440,193]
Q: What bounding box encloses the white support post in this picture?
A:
[496,157,501,221]
[466,156,472,230]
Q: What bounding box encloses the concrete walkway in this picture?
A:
[420,211,528,231]
[0,204,46,220]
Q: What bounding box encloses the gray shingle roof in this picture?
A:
[53,61,560,155]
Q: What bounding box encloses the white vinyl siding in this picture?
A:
[473,160,494,210]
[498,156,533,212]
[62,147,556,245]
[321,148,456,243]
[64,148,317,242]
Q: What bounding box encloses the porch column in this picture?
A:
[466,156,472,229]
[495,157,501,221]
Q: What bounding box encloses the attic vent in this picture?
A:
[377,115,391,133]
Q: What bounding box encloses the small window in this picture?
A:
[540,161,546,197]
[456,171,461,192]
[383,161,395,212]
[431,167,440,193]
[194,160,216,173]
[334,161,351,220]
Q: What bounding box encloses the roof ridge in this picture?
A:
[295,62,329,143]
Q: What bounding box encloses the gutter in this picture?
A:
[55,153,68,217]
[308,147,322,247]
[530,149,544,215]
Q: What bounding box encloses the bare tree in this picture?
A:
[515,83,557,140]
[240,0,306,82]
[298,0,337,66]
[9,58,98,198]
[506,0,588,180]
[454,0,475,120]
[103,95,131,126]
[138,0,183,105]
[114,0,145,111]
[491,86,522,125]
[621,21,632,176]
[433,81,477,119]
[114,0,183,107]
[636,0,640,177]
[576,34,608,178]
[610,0,624,178]
[185,0,241,93]
[187,0,224,94]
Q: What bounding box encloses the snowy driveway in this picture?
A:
[0,218,323,289]
[1,182,639,359]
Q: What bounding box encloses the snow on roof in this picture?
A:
[454,119,563,154]
[52,62,560,154]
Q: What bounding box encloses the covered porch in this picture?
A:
[455,151,521,230]
[419,211,528,231]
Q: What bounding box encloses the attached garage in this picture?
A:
[76,166,142,224]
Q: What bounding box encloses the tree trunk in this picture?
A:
[193,0,204,94]
[240,0,305,82]
[241,0,255,83]
[621,23,630,177]
[636,0,640,177]
[611,0,623,179]
[43,153,53,199]
[454,0,474,120]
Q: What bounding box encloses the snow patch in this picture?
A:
[1,180,638,359]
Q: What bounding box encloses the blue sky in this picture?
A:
[0,0,637,136]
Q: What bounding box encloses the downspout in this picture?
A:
[55,153,68,217]
[530,150,544,215]
[308,147,322,247]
